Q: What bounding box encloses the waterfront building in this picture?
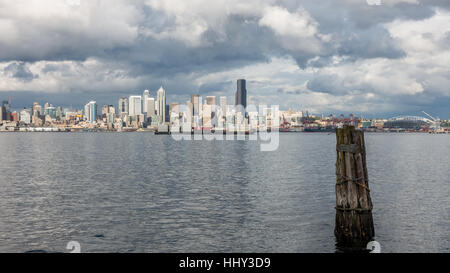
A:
[143,90,150,114]
[118,97,129,115]
[11,112,18,122]
[156,86,166,124]
[20,109,31,124]
[129,96,142,117]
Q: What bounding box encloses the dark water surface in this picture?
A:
[0,133,449,253]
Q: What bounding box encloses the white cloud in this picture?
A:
[0,59,141,93]
[259,6,328,54]
[0,0,141,60]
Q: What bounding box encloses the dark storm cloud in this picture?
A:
[3,62,38,82]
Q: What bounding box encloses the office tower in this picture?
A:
[85,101,97,123]
[106,112,114,125]
[147,98,155,116]
[56,106,63,120]
[2,100,11,121]
[84,104,89,121]
[32,102,42,118]
[45,107,56,119]
[186,100,193,116]
[191,94,199,117]
[235,79,247,112]
[205,96,217,121]
[102,105,109,117]
[156,86,166,124]
[20,109,31,124]
[220,96,227,115]
[44,102,51,112]
[165,105,170,123]
[0,107,3,121]
[146,98,155,121]
[108,105,115,115]
[118,97,129,115]
[129,96,142,116]
[143,90,150,114]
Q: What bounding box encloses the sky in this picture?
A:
[0,0,450,118]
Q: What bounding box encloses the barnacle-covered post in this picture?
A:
[335,125,375,248]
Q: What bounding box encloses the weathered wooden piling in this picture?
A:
[335,125,374,247]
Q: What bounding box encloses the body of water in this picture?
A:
[0,133,449,253]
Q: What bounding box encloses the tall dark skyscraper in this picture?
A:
[2,100,11,121]
[235,79,247,111]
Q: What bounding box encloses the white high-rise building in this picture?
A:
[129,96,142,116]
[143,90,150,113]
[220,96,227,115]
[156,86,166,124]
[20,109,31,124]
[85,101,98,123]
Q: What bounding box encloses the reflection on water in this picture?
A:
[0,133,448,253]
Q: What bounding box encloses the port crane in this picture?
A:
[421,110,441,132]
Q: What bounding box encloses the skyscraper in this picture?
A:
[191,94,199,117]
[32,102,42,118]
[235,79,247,111]
[220,96,228,116]
[129,96,142,116]
[2,100,11,121]
[20,108,31,124]
[156,86,166,124]
[102,105,115,118]
[146,98,155,121]
[206,96,217,121]
[143,90,150,113]
[118,97,129,115]
[85,101,98,123]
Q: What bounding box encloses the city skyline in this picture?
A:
[1,84,450,120]
[0,1,450,118]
